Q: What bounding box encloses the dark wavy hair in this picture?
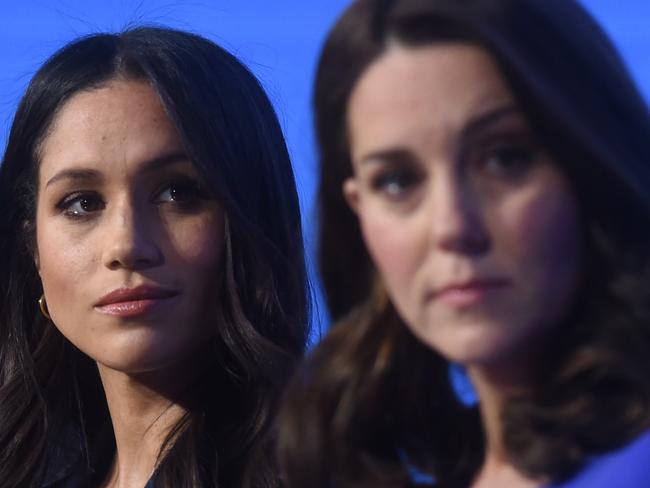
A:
[278,0,650,486]
[0,27,308,488]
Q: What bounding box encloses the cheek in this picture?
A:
[498,181,582,310]
[36,220,96,302]
[167,210,226,272]
[358,205,424,302]
[35,224,101,342]
[509,188,580,268]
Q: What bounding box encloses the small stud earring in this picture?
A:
[38,295,51,320]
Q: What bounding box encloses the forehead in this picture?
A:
[38,79,181,180]
[346,42,516,159]
[44,79,169,140]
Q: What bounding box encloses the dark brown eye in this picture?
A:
[156,180,206,208]
[57,193,104,217]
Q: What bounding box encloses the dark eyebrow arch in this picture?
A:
[45,168,102,188]
[460,104,521,140]
[358,148,418,166]
[45,151,190,189]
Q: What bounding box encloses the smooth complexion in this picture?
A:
[344,44,583,488]
[35,79,225,487]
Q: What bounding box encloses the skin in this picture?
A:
[344,43,583,488]
[35,79,225,487]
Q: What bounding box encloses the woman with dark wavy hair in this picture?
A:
[0,26,307,487]
[278,0,650,487]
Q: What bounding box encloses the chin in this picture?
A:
[83,337,189,375]
[92,351,174,374]
[445,346,512,368]
[415,317,526,368]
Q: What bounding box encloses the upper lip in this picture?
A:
[95,285,179,306]
[431,278,509,297]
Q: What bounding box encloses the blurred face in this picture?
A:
[345,44,582,368]
[35,79,225,374]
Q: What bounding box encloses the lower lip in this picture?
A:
[95,296,178,318]
[434,283,508,307]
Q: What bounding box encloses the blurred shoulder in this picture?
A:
[550,428,650,488]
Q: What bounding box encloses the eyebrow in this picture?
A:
[460,104,521,140]
[357,104,521,166]
[358,148,418,167]
[44,150,190,189]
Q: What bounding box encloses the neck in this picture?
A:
[468,365,522,461]
[97,360,201,488]
[466,352,544,488]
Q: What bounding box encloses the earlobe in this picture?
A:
[343,178,361,214]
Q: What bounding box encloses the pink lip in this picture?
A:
[95,285,179,318]
[431,279,509,307]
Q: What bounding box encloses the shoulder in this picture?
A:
[550,428,650,488]
[41,423,112,488]
[41,426,85,488]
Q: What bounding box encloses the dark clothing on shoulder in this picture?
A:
[42,426,155,487]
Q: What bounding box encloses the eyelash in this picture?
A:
[370,167,421,199]
[477,143,536,180]
[56,192,104,219]
[55,178,209,219]
[153,179,207,209]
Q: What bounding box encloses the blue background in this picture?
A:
[1,0,649,338]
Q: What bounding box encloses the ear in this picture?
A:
[342,177,361,215]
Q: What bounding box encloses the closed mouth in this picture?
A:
[95,285,179,307]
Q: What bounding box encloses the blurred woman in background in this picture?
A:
[0,27,307,487]
[279,0,650,486]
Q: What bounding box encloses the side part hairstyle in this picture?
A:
[279,0,650,486]
[0,27,308,488]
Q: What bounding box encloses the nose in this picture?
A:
[428,176,489,256]
[102,198,164,270]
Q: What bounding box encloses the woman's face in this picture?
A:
[345,44,582,368]
[35,79,225,374]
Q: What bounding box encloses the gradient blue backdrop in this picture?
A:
[1,0,648,339]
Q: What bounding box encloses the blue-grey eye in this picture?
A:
[373,169,419,197]
[483,145,534,178]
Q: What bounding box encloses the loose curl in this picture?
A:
[0,27,308,487]
[278,0,650,486]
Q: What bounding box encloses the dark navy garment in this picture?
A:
[43,450,156,488]
[41,427,156,488]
